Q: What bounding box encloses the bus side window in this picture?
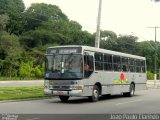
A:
[141,60,146,73]
[121,57,129,72]
[104,54,112,71]
[113,56,121,71]
[129,58,135,72]
[84,55,94,77]
[136,60,141,72]
[95,53,103,70]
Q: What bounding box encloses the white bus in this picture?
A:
[44,45,146,102]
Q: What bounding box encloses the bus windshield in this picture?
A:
[45,54,83,80]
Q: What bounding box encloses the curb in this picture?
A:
[0,97,53,103]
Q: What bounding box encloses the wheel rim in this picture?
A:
[131,85,134,95]
[131,89,134,95]
[93,89,99,99]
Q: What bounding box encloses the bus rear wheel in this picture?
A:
[89,85,100,102]
[123,83,135,97]
[59,96,69,102]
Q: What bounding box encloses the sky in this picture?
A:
[23,0,160,42]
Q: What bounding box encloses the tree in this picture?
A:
[100,30,117,40]
[115,35,138,54]
[20,29,63,48]
[0,0,25,35]
[23,3,68,32]
[40,20,84,45]
[0,0,24,14]
[157,43,160,76]
[99,30,118,50]
[0,32,22,77]
[0,14,9,31]
[136,41,155,71]
[71,31,94,45]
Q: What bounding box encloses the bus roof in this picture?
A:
[48,45,146,60]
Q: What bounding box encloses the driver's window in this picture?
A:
[84,54,94,78]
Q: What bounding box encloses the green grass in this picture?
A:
[0,76,43,81]
[0,86,52,101]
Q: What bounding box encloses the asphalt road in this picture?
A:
[0,88,160,120]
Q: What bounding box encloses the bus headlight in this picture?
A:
[70,85,83,90]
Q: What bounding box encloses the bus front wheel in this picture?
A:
[89,85,100,102]
[59,96,69,102]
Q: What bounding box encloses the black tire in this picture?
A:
[59,96,69,102]
[123,84,135,97]
[89,85,100,102]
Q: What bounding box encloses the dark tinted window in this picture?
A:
[136,60,141,72]
[121,57,128,72]
[129,58,135,72]
[113,56,121,71]
[104,54,112,71]
[95,53,103,70]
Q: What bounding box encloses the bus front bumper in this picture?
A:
[44,89,83,96]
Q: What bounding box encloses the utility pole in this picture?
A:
[95,0,102,48]
[148,26,160,88]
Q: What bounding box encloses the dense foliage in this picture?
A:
[0,0,160,79]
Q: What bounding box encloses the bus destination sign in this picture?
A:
[47,47,81,54]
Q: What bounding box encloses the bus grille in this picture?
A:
[49,86,70,90]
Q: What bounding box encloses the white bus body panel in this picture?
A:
[44,71,146,97]
[82,71,146,95]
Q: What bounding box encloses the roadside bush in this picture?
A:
[147,71,154,80]
[19,63,32,79]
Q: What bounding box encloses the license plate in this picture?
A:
[57,91,63,95]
